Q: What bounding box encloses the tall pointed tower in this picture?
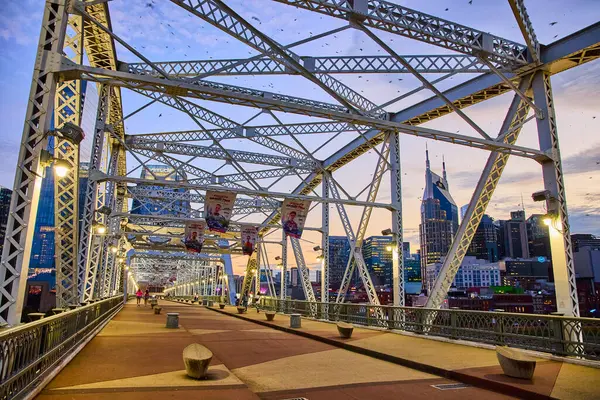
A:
[419,148,458,293]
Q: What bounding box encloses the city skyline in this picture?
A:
[0,0,599,275]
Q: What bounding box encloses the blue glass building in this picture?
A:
[419,149,458,292]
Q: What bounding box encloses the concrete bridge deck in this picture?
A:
[36,300,600,399]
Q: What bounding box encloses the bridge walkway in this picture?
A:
[35,299,518,399]
[214,303,600,400]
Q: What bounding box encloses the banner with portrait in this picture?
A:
[204,191,236,233]
[240,225,258,256]
[184,221,205,253]
[281,199,311,238]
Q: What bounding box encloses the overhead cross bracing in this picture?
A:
[0,0,598,325]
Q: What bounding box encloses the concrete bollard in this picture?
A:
[183,343,213,379]
[337,322,354,339]
[166,313,179,328]
[219,303,226,309]
[28,313,45,322]
[265,311,276,321]
[290,313,301,328]
[154,307,162,315]
[496,346,536,380]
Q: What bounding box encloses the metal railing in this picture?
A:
[259,298,600,361]
[0,295,124,400]
[166,295,223,304]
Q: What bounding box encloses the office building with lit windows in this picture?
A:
[467,214,499,262]
[328,236,351,290]
[426,256,501,292]
[362,236,393,286]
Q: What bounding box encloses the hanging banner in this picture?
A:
[184,221,205,253]
[281,199,311,238]
[241,225,258,256]
[204,191,236,233]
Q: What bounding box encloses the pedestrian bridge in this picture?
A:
[2,297,599,399]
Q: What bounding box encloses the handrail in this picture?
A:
[167,295,224,304]
[258,297,600,361]
[0,295,124,399]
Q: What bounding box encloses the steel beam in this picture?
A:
[0,0,69,325]
[54,15,84,308]
[389,132,404,306]
[56,60,551,161]
[508,0,540,63]
[289,237,317,315]
[270,0,528,66]
[125,54,489,76]
[321,173,330,304]
[126,138,320,171]
[532,71,579,316]
[95,173,393,209]
[78,84,110,303]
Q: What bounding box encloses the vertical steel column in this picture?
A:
[220,247,236,304]
[78,84,110,303]
[54,14,84,308]
[532,71,579,316]
[281,231,288,300]
[96,147,119,298]
[255,244,261,296]
[321,173,330,305]
[389,133,404,306]
[0,0,69,325]
[122,259,128,305]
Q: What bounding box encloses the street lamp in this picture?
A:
[53,159,71,178]
[39,150,71,178]
[92,220,107,235]
[110,246,118,254]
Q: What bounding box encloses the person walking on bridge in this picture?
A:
[144,289,150,307]
[136,288,143,307]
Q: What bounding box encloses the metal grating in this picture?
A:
[431,383,471,390]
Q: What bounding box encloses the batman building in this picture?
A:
[419,149,458,293]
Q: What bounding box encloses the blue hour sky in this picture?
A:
[0,0,599,273]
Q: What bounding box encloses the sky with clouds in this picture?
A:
[0,0,599,275]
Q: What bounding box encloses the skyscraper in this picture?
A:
[328,236,351,290]
[419,148,457,291]
[467,214,499,262]
[0,186,12,256]
[526,214,551,258]
[30,141,56,270]
[502,211,530,259]
[131,165,189,216]
[362,236,393,286]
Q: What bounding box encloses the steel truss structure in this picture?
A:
[0,0,598,325]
